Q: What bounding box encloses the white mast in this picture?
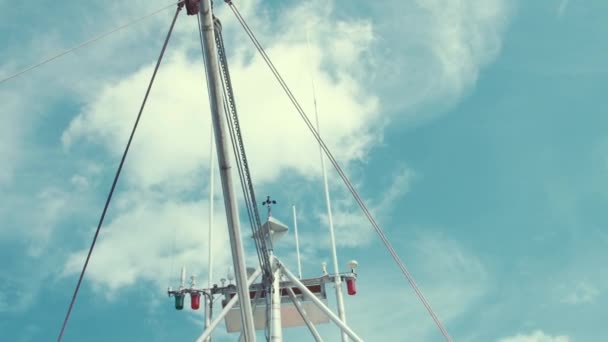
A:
[292,205,303,279]
[307,30,348,342]
[204,125,215,342]
[198,1,256,340]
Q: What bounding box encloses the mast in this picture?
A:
[204,125,215,341]
[198,1,256,340]
[292,205,302,279]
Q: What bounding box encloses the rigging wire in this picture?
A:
[215,21,272,282]
[0,1,184,86]
[57,5,183,341]
[225,2,453,341]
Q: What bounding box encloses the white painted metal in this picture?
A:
[208,124,215,289]
[198,1,256,340]
[292,205,302,279]
[180,266,186,289]
[197,269,262,342]
[205,120,215,342]
[259,216,289,244]
[279,262,364,342]
[270,258,282,341]
[203,295,211,342]
[224,287,329,332]
[285,287,323,342]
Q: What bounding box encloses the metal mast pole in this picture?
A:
[292,205,302,279]
[198,1,256,340]
[204,125,215,341]
[307,35,348,341]
[305,29,347,341]
[270,257,282,341]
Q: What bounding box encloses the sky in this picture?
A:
[0,0,607,341]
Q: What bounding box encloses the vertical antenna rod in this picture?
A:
[198,1,256,340]
[292,205,302,279]
[205,125,215,341]
[307,30,348,342]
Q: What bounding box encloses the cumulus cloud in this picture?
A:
[9,0,510,300]
[365,0,511,118]
[333,232,488,341]
[62,5,379,190]
[499,330,570,342]
[560,281,600,305]
[318,165,416,247]
[63,197,233,292]
[59,0,511,292]
[0,91,26,185]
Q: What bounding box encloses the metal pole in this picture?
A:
[204,118,215,342]
[279,262,364,342]
[197,269,262,342]
[203,295,211,342]
[198,2,256,340]
[270,256,282,341]
[208,124,215,289]
[285,287,323,342]
[306,30,348,342]
[180,266,186,289]
[292,205,302,279]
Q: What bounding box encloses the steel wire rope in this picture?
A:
[57,5,183,341]
[214,21,273,341]
[0,1,185,86]
[215,21,273,283]
[225,2,453,341]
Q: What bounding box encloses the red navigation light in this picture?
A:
[346,278,357,296]
[190,292,201,310]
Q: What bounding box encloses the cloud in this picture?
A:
[557,0,570,17]
[498,330,570,342]
[328,232,488,341]
[6,0,511,309]
[364,0,511,118]
[560,281,600,305]
[318,165,416,248]
[62,196,233,292]
[0,91,25,185]
[61,3,380,190]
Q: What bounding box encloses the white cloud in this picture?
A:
[499,330,570,342]
[62,196,234,292]
[561,281,600,305]
[62,2,380,190]
[5,0,510,306]
[557,0,570,17]
[0,91,25,185]
[325,232,488,341]
[365,0,511,118]
[319,165,416,247]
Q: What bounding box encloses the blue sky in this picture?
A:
[1,0,606,341]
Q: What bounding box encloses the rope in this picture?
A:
[0,1,184,86]
[57,5,183,341]
[225,2,453,341]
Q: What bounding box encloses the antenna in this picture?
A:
[227,267,234,284]
[307,25,348,342]
[180,266,186,289]
[292,205,303,279]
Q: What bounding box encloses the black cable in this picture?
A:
[0,1,184,86]
[57,5,183,341]
[214,20,273,283]
[226,2,453,341]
